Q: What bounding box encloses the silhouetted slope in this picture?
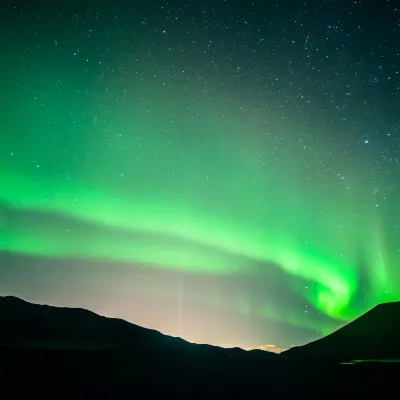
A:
[282,301,400,361]
[0,296,278,362]
[1,297,400,397]
[0,295,166,348]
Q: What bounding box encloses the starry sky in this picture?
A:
[1,0,400,351]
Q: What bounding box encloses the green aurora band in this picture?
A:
[1,59,399,333]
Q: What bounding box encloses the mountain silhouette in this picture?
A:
[282,301,400,361]
[1,296,400,398]
[2,296,400,363]
[0,295,278,361]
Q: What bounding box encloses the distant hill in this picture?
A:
[2,296,400,364]
[1,296,400,397]
[0,296,278,362]
[282,301,400,362]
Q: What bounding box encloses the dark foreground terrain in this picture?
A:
[1,296,399,398]
[1,347,399,398]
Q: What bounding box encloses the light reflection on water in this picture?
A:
[342,360,400,365]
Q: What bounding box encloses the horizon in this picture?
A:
[0,293,293,351]
[3,293,394,353]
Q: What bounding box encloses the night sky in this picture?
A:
[1,0,400,351]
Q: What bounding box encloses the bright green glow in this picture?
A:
[1,167,358,317]
[1,67,399,333]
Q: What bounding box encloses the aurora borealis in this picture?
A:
[1,0,400,350]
